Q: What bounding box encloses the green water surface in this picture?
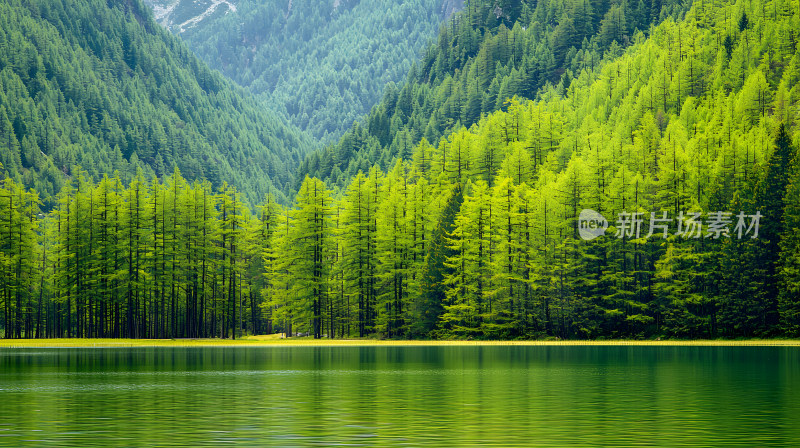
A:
[0,346,797,446]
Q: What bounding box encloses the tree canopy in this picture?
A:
[297,0,692,191]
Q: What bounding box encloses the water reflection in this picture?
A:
[0,346,797,446]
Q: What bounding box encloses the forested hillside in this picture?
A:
[0,0,313,208]
[2,0,800,340]
[298,0,691,189]
[144,0,463,141]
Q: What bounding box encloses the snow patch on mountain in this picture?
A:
[178,0,237,32]
[143,0,237,32]
[148,0,178,22]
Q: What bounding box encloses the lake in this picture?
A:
[0,345,798,446]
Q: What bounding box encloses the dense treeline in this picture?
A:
[1,167,262,338]
[297,0,691,189]
[0,0,313,209]
[3,0,800,340]
[155,0,462,141]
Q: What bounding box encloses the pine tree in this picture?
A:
[415,184,463,337]
[0,178,40,338]
[123,170,151,338]
[749,125,795,334]
[375,161,411,337]
[258,193,283,336]
[285,177,333,338]
[778,136,800,336]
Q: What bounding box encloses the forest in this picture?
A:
[297,0,692,189]
[157,0,463,142]
[1,0,800,339]
[0,0,314,208]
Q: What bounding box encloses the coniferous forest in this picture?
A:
[1,0,800,339]
[144,0,465,142]
[0,0,314,208]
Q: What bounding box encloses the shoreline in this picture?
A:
[1,337,800,348]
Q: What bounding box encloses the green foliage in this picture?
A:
[298,0,690,190]
[0,0,314,209]
[1,168,271,338]
[281,177,334,339]
[149,0,457,141]
[0,177,40,338]
[779,148,800,336]
[4,0,800,340]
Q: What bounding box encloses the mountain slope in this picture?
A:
[297,0,691,190]
[0,0,314,206]
[253,0,799,339]
[297,0,798,338]
[143,0,463,142]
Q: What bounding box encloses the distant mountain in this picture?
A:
[142,0,463,142]
[0,0,315,206]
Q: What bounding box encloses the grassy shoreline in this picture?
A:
[1,337,799,348]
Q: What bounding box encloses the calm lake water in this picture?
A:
[0,345,797,447]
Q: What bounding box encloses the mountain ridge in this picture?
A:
[0,0,315,207]
[142,0,464,142]
[296,0,692,191]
